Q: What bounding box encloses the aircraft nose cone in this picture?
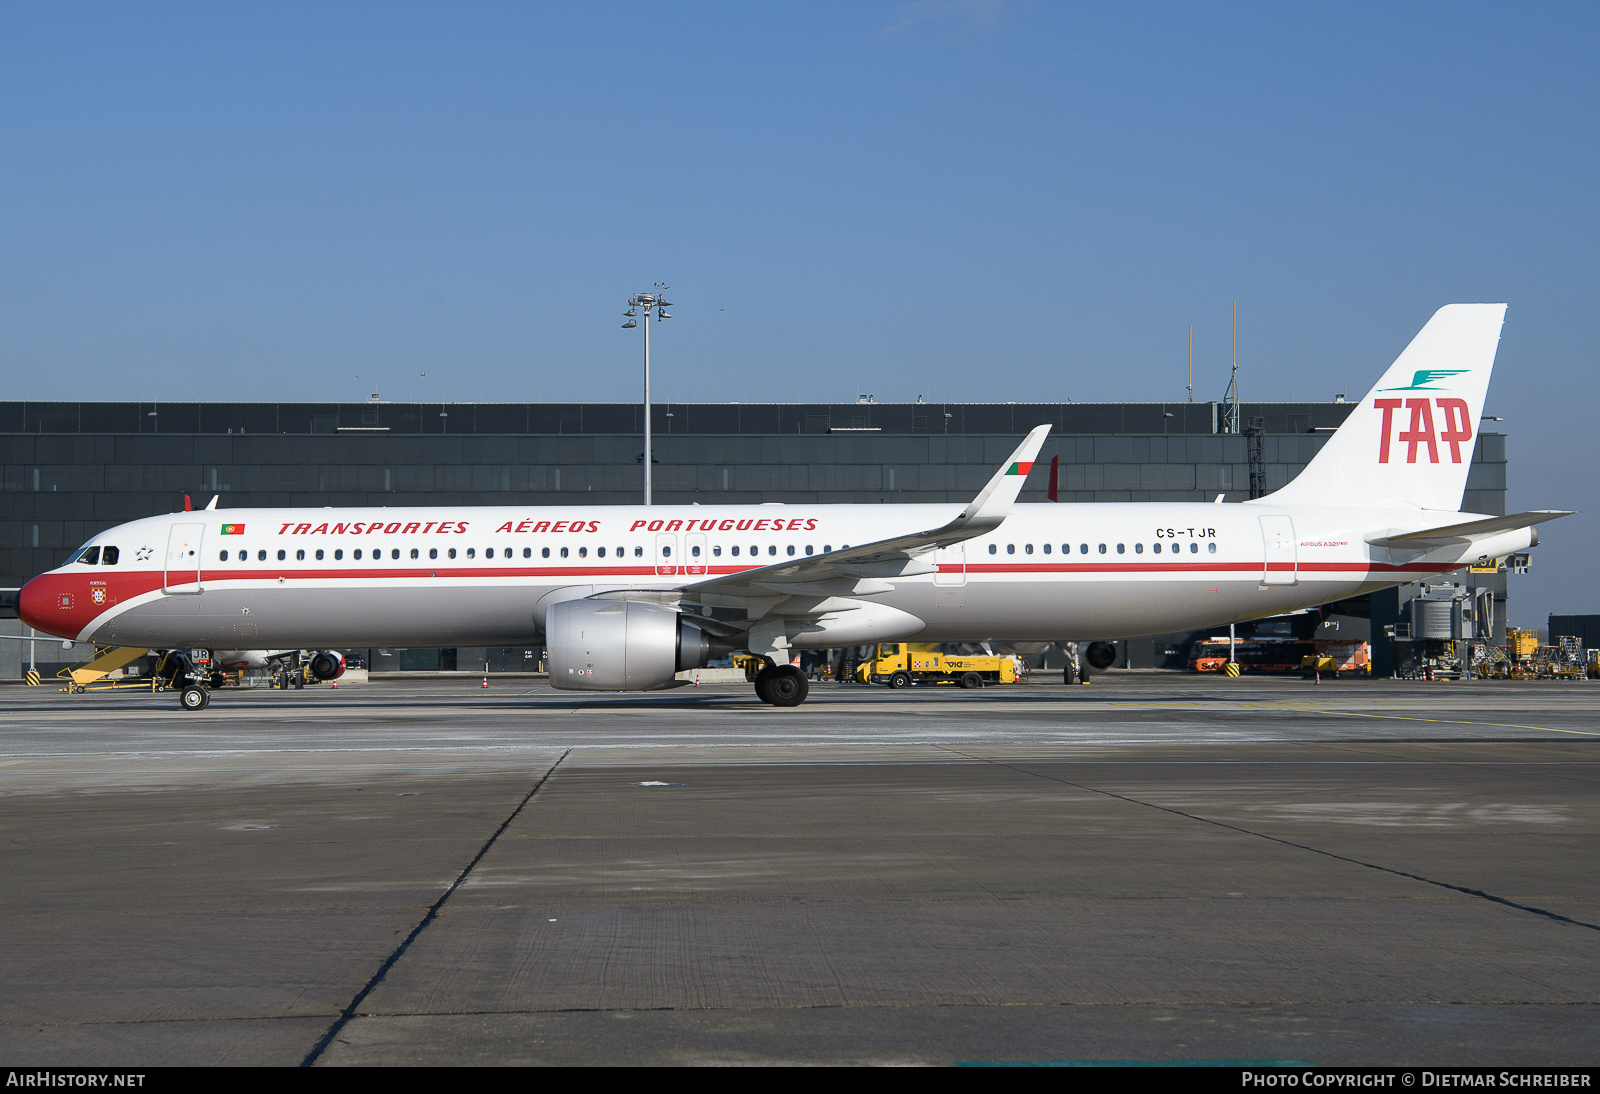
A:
[17,576,48,631]
[17,574,71,638]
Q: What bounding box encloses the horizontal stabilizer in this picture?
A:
[1365,510,1573,548]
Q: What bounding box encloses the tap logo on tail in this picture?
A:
[1374,398,1473,464]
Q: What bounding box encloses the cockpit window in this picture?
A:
[101,546,119,565]
[77,546,100,565]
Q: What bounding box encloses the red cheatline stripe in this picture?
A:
[97,560,1465,586]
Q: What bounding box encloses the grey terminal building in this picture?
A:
[0,398,1511,678]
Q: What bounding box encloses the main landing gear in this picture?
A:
[753,661,808,707]
[180,684,210,711]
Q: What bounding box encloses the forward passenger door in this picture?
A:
[163,523,205,594]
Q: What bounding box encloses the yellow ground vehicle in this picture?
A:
[854,643,1019,689]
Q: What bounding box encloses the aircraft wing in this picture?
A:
[681,424,1051,601]
[1365,510,1573,549]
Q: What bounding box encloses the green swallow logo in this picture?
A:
[1380,369,1468,391]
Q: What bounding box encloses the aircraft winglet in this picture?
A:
[678,424,1052,597]
[947,423,1052,538]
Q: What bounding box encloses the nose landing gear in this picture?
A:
[158,650,217,712]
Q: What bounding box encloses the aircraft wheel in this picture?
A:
[1062,663,1078,685]
[765,666,809,707]
[888,671,912,690]
[180,685,210,712]
[752,666,776,704]
[960,672,983,690]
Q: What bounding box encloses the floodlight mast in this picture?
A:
[622,285,674,504]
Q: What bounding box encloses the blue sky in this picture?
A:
[1,1,1596,622]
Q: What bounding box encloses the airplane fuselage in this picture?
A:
[18,501,1521,650]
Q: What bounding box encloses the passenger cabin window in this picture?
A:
[78,546,100,565]
[524,548,532,558]
[277,550,286,561]
[578,547,587,558]
[354,549,363,560]
[1117,544,1125,554]
[316,549,325,560]
[466,548,475,559]
[430,548,438,559]
[296,549,305,560]
[335,549,343,560]
[1134,543,1142,554]
[598,547,607,558]
[713,546,722,557]
[732,546,740,556]
[786,545,795,556]
[1079,544,1088,554]
[410,548,419,559]
[541,547,549,558]
[988,544,996,555]
[1208,542,1216,553]
[449,548,457,559]
[558,547,566,558]
[1097,544,1106,554]
[634,546,643,557]
[219,550,228,561]
[102,547,118,565]
[258,550,267,561]
[1025,544,1033,555]
[1042,544,1050,554]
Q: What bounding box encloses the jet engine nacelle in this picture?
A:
[547,600,727,691]
[308,650,346,681]
[1084,641,1118,671]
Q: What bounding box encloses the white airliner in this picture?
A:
[17,304,1567,710]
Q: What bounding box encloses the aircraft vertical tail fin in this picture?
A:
[1265,304,1506,511]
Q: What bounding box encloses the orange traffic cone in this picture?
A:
[482,662,489,688]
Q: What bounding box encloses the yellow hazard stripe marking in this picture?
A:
[1040,696,1600,736]
[1313,709,1600,737]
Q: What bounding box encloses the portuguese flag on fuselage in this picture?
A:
[1006,462,1033,475]
[220,523,246,535]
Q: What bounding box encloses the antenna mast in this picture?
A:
[1187,325,1194,403]
[1221,301,1240,434]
